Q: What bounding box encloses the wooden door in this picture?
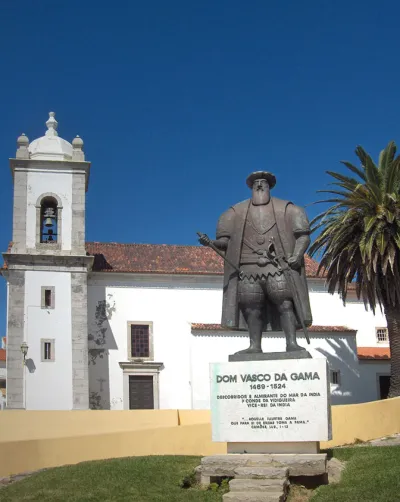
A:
[129,375,154,409]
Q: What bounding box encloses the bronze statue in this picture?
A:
[199,171,313,360]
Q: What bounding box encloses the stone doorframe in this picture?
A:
[119,361,164,410]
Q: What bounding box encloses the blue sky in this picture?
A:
[1,0,399,333]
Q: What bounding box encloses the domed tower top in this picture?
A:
[20,112,85,161]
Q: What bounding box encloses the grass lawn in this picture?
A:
[1,446,400,502]
[0,456,222,502]
[312,445,400,502]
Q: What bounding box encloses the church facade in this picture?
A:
[2,113,391,411]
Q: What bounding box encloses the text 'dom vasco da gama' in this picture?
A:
[210,359,331,442]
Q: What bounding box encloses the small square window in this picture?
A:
[330,370,341,386]
[41,339,55,362]
[41,286,55,309]
[376,328,388,343]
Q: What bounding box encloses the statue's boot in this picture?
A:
[286,333,306,352]
[282,311,305,352]
[234,345,262,355]
[234,331,262,355]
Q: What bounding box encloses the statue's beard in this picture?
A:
[252,190,270,206]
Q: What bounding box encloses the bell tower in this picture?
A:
[3,112,93,410]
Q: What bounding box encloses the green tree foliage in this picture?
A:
[309,142,400,397]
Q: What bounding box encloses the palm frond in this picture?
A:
[340,161,367,182]
[326,171,360,189]
[309,141,400,313]
[384,156,400,194]
[379,141,396,179]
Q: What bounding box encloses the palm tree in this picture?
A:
[309,141,400,398]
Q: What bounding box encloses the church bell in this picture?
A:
[43,207,55,227]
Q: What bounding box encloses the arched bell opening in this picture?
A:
[39,197,58,243]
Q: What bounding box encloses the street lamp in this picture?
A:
[20,341,28,364]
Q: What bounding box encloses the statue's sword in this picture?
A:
[268,237,310,345]
[196,232,244,279]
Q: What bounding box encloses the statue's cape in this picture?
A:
[216,197,313,331]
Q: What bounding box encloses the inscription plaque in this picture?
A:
[210,358,331,442]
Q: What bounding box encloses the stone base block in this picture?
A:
[223,492,285,502]
[200,474,212,485]
[199,453,327,481]
[234,466,288,480]
[229,478,288,492]
[227,441,319,454]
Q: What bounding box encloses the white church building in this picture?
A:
[1,113,391,411]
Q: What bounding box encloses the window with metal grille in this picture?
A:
[41,286,55,309]
[41,338,55,362]
[44,342,51,360]
[44,289,52,308]
[130,324,150,358]
[376,328,388,343]
[330,370,340,385]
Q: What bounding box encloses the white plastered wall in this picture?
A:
[24,271,73,410]
[87,275,390,410]
[309,282,388,348]
[87,274,223,410]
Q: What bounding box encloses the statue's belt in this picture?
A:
[240,257,275,265]
[241,238,278,267]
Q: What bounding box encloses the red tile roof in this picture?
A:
[0,349,5,362]
[358,347,391,360]
[191,323,356,333]
[86,242,325,277]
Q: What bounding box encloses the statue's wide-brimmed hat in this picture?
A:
[246,171,276,189]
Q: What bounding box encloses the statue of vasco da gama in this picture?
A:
[199,171,313,356]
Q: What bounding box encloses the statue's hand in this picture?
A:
[199,234,211,247]
[288,255,302,269]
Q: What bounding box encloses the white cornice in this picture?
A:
[2,252,94,272]
[119,361,164,371]
[9,158,91,191]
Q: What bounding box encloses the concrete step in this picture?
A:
[223,492,285,502]
[229,478,288,492]
[234,466,289,479]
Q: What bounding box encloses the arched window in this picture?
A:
[40,197,58,243]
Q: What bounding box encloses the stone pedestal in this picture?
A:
[197,453,328,501]
[210,357,331,443]
[204,357,332,500]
